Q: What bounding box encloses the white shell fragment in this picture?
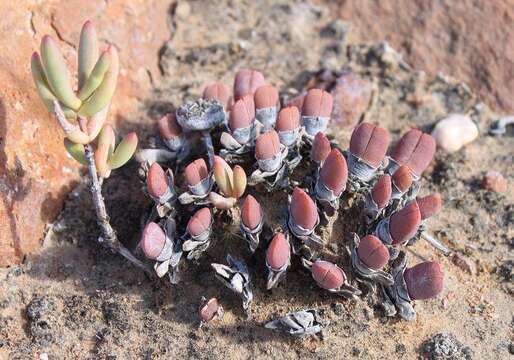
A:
[431,114,478,152]
[264,309,326,337]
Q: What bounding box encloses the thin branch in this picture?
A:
[53,102,153,275]
[84,142,153,275]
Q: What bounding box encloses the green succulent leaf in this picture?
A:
[40,35,81,111]
[31,52,77,118]
[95,124,116,178]
[78,20,99,89]
[108,132,138,169]
[78,50,110,101]
[77,46,119,118]
[64,138,87,165]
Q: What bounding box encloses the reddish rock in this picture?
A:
[331,72,372,127]
[333,0,514,113]
[0,0,171,266]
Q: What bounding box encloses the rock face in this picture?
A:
[332,0,514,113]
[0,0,172,266]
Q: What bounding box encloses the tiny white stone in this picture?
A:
[431,114,478,152]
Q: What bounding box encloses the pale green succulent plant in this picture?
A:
[30,20,137,178]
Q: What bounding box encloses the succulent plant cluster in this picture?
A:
[138,68,446,331]
[31,21,137,172]
[30,21,146,273]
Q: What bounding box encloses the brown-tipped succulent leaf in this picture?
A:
[417,193,442,221]
[108,132,138,170]
[311,132,331,163]
[40,35,81,110]
[234,69,266,99]
[203,83,231,110]
[78,46,119,117]
[276,107,301,146]
[95,124,115,178]
[64,139,87,165]
[301,89,333,136]
[404,261,444,300]
[254,85,279,129]
[390,129,436,177]
[78,20,99,89]
[348,123,390,181]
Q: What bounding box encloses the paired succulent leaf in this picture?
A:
[30,21,119,144]
[64,138,87,165]
[213,156,247,199]
[94,125,138,178]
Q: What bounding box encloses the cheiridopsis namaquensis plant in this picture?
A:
[30,20,148,274]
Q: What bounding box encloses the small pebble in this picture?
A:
[431,114,478,152]
[482,171,508,193]
[175,2,191,20]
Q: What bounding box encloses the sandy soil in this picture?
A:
[1,1,512,359]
